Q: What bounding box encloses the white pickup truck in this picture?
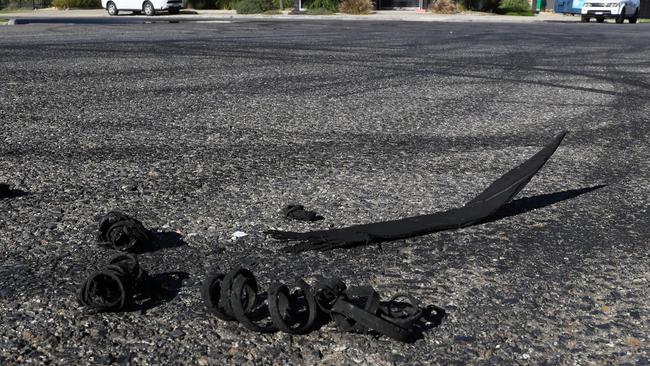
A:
[581,0,640,23]
[101,0,182,16]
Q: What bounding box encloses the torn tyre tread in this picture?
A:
[97,211,152,252]
[202,268,429,342]
[78,254,148,312]
[266,131,568,252]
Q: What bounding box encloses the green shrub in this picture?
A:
[497,0,532,14]
[51,0,100,8]
[271,0,287,9]
[430,0,455,13]
[303,0,338,11]
[1,1,40,10]
[234,0,273,13]
[338,0,372,14]
[215,0,237,9]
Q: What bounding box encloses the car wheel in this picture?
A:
[615,7,625,23]
[581,15,590,22]
[107,1,118,15]
[596,17,604,22]
[143,1,156,16]
[629,8,638,23]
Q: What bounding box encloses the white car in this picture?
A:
[101,0,182,16]
[581,0,640,23]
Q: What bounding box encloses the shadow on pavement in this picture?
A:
[132,271,189,313]
[145,231,188,253]
[484,184,606,224]
[0,187,29,199]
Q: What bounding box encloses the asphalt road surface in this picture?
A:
[1,19,649,365]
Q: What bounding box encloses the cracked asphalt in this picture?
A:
[1,19,649,364]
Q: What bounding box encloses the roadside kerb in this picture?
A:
[1,8,583,23]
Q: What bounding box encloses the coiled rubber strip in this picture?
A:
[203,267,319,334]
[97,211,151,252]
[202,268,425,341]
[78,254,146,312]
[267,280,318,334]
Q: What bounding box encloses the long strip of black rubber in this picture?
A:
[332,286,380,332]
[331,299,416,342]
[266,131,568,252]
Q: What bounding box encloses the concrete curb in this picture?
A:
[2,8,583,24]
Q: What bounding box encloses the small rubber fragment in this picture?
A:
[282,204,324,222]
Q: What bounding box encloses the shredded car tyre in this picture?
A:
[78,254,147,312]
[97,211,152,252]
[202,268,430,342]
[266,131,568,252]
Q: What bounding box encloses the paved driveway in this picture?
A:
[0,20,649,364]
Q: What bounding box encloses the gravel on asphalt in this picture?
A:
[0,20,649,365]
